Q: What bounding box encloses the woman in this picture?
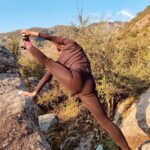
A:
[21,30,130,150]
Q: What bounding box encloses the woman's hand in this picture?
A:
[21,30,39,37]
[18,91,37,97]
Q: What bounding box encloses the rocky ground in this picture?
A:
[115,89,150,150]
[1,43,150,150]
[0,45,51,150]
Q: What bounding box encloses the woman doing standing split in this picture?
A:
[20,30,131,150]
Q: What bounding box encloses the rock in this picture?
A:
[60,134,93,150]
[39,114,59,132]
[60,136,80,150]
[0,73,51,150]
[120,88,150,150]
[96,145,103,150]
[0,45,16,73]
[113,97,135,125]
[138,140,150,150]
[74,135,93,150]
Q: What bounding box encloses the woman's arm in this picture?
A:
[39,33,66,44]
[21,30,73,44]
[21,71,52,97]
[21,30,39,37]
[34,71,52,94]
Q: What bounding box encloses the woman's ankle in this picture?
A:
[23,41,32,49]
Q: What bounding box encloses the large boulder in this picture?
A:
[39,114,59,133]
[120,88,150,150]
[0,73,51,150]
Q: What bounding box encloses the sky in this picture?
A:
[0,0,150,33]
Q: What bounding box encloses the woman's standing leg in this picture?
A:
[79,93,130,150]
[78,73,130,150]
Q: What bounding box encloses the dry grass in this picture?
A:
[52,97,82,121]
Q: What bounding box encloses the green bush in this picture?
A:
[18,56,44,78]
[75,22,150,117]
[7,36,20,63]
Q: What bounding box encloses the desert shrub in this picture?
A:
[7,36,20,63]
[74,22,150,117]
[18,56,44,78]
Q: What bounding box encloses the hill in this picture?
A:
[118,5,150,37]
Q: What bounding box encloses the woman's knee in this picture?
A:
[79,94,110,125]
[44,58,55,68]
[70,87,82,95]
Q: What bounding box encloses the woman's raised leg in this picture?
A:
[27,45,82,93]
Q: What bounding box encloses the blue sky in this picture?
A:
[0,0,150,33]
